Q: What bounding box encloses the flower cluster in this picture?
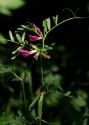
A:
[15,23,51,61]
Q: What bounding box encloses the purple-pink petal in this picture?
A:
[28,35,39,42]
[37,28,42,35]
[32,23,36,29]
[19,49,30,58]
[32,23,42,35]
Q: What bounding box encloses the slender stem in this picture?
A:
[63,8,76,17]
[42,37,45,49]
[29,84,33,100]
[39,120,42,125]
[45,16,89,38]
[40,56,44,86]
[22,80,27,109]
[29,71,33,100]
[12,70,27,109]
[40,37,45,86]
[12,72,22,81]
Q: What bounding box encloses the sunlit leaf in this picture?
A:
[9,31,15,42]
[42,20,48,34]
[16,33,22,43]
[53,15,58,25]
[22,32,26,42]
[20,25,31,31]
[55,15,58,25]
[46,18,51,31]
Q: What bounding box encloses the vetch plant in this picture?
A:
[5,13,89,124]
[9,16,58,125]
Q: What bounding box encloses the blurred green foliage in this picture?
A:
[0,0,25,16]
[0,33,6,44]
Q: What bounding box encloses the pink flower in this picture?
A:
[28,35,41,42]
[19,49,37,58]
[19,49,30,58]
[32,24,37,31]
[32,23,42,35]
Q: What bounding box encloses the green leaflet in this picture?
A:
[22,32,26,42]
[42,20,48,35]
[0,64,10,73]
[38,92,44,121]
[9,31,15,42]
[46,18,51,31]
[42,18,51,35]
[55,15,58,25]
[52,15,58,26]
[16,34,22,43]
[29,95,40,110]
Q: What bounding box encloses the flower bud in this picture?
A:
[28,35,41,42]
[37,28,42,35]
[19,49,30,58]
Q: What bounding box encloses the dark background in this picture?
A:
[0,0,89,31]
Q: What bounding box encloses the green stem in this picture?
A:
[42,37,45,49]
[63,8,76,17]
[40,37,45,86]
[40,57,44,86]
[45,16,89,38]
[22,80,27,109]
[12,71,27,109]
[29,72,33,100]
[39,120,42,125]
[12,72,22,81]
